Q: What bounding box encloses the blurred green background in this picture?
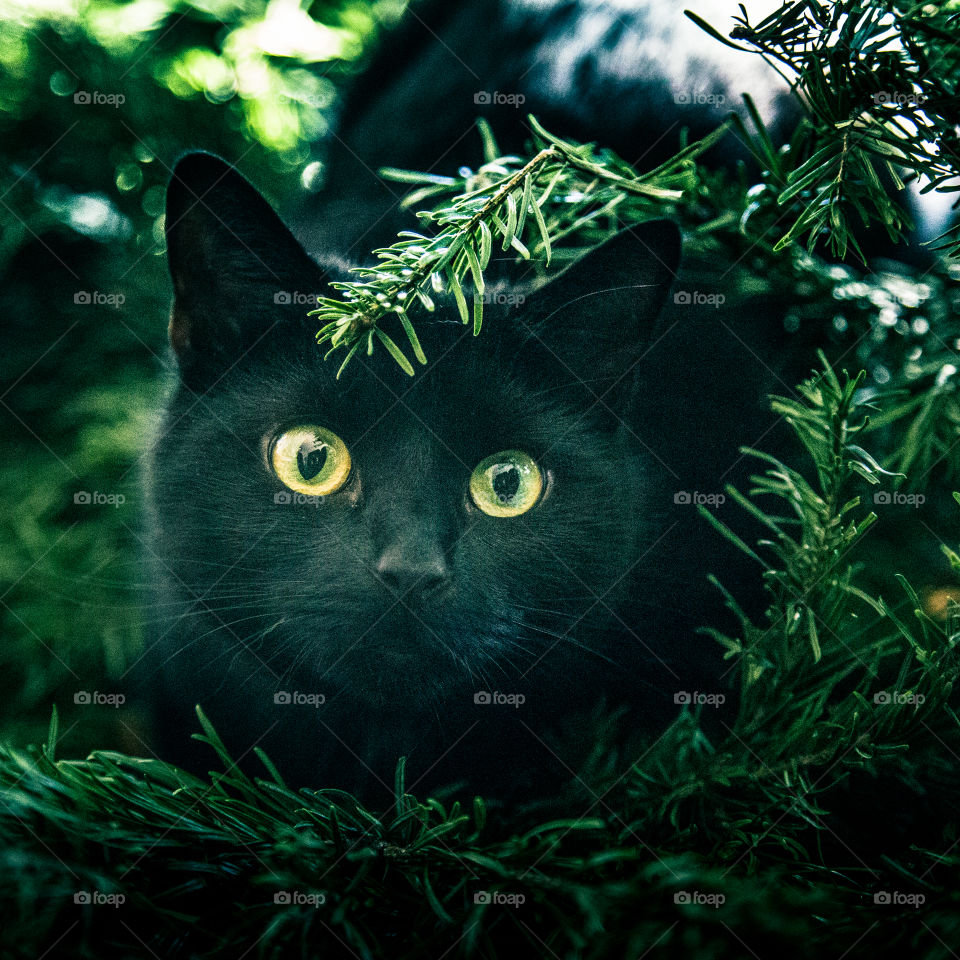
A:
[0,0,405,753]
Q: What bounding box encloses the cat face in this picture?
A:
[150,154,680,709]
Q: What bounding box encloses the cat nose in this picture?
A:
[375,545,451,600]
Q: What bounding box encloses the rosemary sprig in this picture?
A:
[310,117,731,376]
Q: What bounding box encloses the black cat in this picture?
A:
[137,0,837,804]
[140,139,808,804]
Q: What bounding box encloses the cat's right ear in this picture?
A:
[165,153,325,384]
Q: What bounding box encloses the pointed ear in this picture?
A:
[165,153,326,384]
[516,220,681,392]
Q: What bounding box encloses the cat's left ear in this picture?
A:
[165,153,326,384]
[514,220,681,390]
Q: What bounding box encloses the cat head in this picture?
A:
[151,152,680,707]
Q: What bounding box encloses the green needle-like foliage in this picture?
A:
[313,0,960,377]
[311,117,732,375]
[3,358,959,957]
[690,0,960,260]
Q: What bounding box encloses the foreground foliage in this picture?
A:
[2,1,959,956]
[2,360,958,958]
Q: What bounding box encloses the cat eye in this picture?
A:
[469,450,543,517]
[271,426,352,497]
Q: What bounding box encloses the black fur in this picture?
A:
[139,148,810,803]
[139,2,818,803]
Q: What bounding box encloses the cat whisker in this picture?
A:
[505,618,618,667]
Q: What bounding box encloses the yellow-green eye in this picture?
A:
[271,426,351,497]
[469,450,543,517]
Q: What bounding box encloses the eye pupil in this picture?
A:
[493,466,521,503]
[272,426,350,497]
[469,449,542,518]
[297,443,328,480]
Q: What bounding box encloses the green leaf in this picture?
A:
[394,756,407,819]
[252,746,287,788]
[502,191,518,251]
[516,177,532,240]
[375,328,415,376]
[696,505,766,566]
[44,705,58,763]
[477,117,501,165]
[399,312,428,365]
[446,267,470,325]
[684,9,752,51]
[530,193,552,266]
[464,243,485,294]
[478,220,492,269]
[379,167,458,186]
[422,867,453,923]
[807,608,822,663]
